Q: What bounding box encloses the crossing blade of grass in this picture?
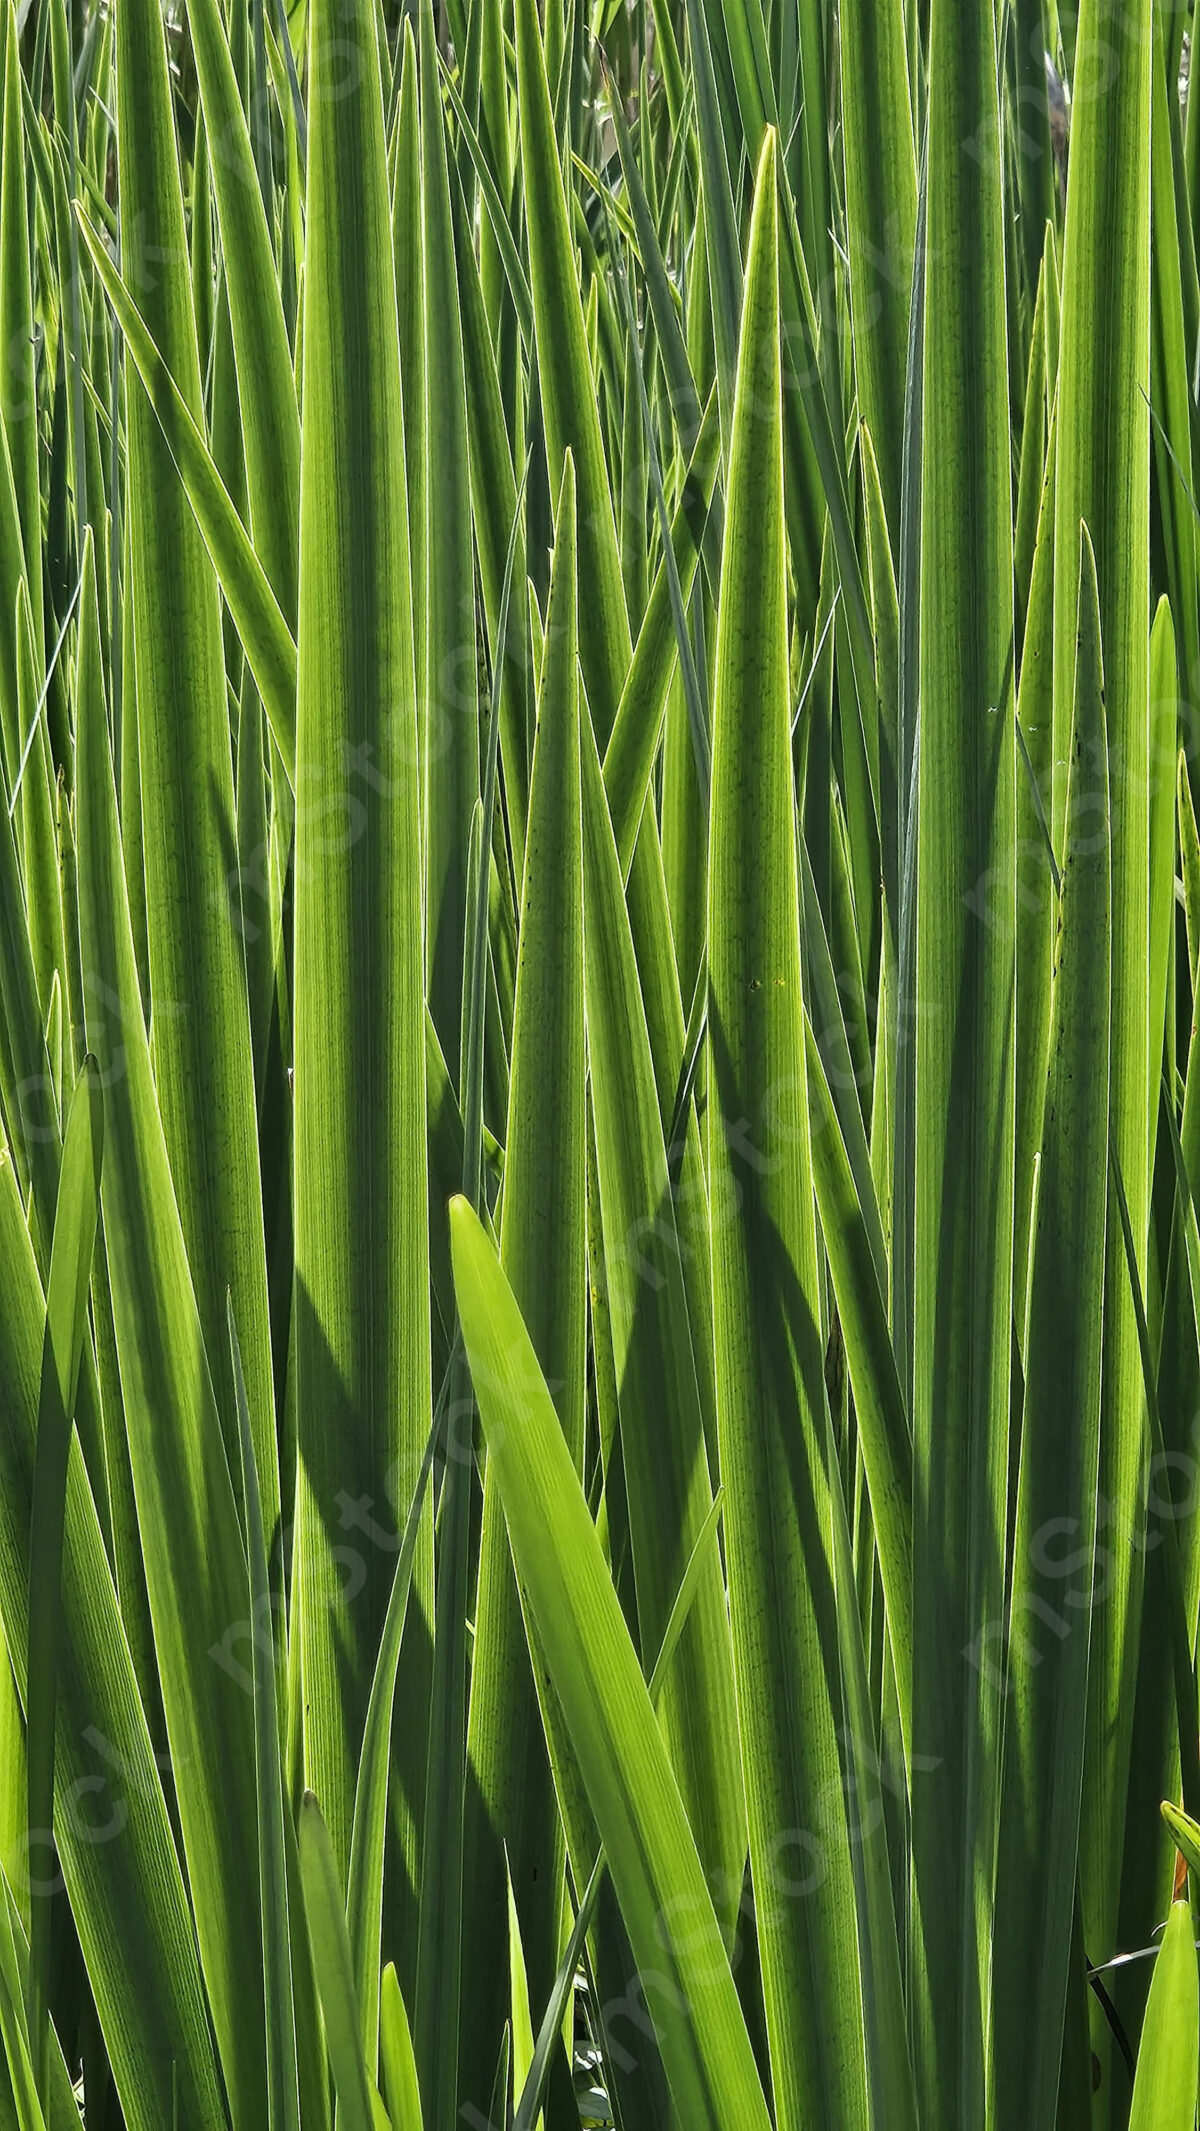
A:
[515,0,631,742]
[464,454,586,2114]
[185,0,300,622]
[448,148,530,880]
[298,1795,376,2131]
[449,1194,773,2130]
[0,1862,45,2131]
[74,214,298,780]
[804,1013,912,1755]
[1054,0,1153,1988]
[1127,1900,1198,2130]
[838,0,916,541]
[115,0,279,1552]
[909,0,1015,2116]
[228,1298,301,2131]
[1013,420,1057,1328]
[580,685,744,1936]
[292,0,431,1890]
[76,505,268,2123]
[347,1412,438,2083]
[990,525,1110,2131]
[511,1488,724,2131]
[603,387,720,878]
[707,131,868,2130]
[26,1057,102,2109]
[0,1156,224,2125]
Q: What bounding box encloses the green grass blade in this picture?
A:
[292,0,431,1888]
[910,0,1015,2113]
[515,0,631,741]
[1054,0,1153,1987]
[346,1416,437,2079]
[0,1167,224,2125]
[449,1194,772,2131]
[380,1963,423,2131]
[464,454,586,2113]
[26,1058,102,2107]
[419,0,479,1081]
[990,525,1110,2131]
[115,0,279,1552]
[77,502,268,2124]
[1128,1900,1198,2130]
[839,0,916,539]
[707,130,868,2129]
[185,0,300,622]
[581,674,744,1930]
[228,1298,301,2131]
[75,213,297,781]
[298,1795,375,2131]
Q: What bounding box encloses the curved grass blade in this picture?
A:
[463,453,585,2115]
[512,1485,725,2131]
[185,0,300,621]
[449,1195,772,2131]
[1128,1900,1198,2131]
[581,700,744,1931]
[0,1158,225,2127]
[75,213,297,781]
[77,498,268,2124]
[115,0,279,1557]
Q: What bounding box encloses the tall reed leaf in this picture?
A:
[292,0,431,1892]
[911,0,1014,2117]
[707,131,867,2129]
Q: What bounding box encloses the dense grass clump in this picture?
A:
[3,0,1200,2123]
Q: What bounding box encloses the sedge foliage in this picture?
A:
[1,0,1200,2124]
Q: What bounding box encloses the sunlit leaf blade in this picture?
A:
[707,130,868,2129]
[74,213,297,780]
[115,0,279,1557]
[1055,0,1153,1996]
[228,1298,301,2131]
[292,0,432,1892]
[991,526,1110,2131]
[838,0,916,539]
[1127,1900,1198,2131]
[910,0,1015,2118]
[298,1795,376,2131]
[76,503,267,2124]
[449,1194,772,2130]
[464,454,586,2114]
[380,1962,423,2131]
[581,673,744,1931]
[184,0,300,622]
[515,0,631,741]
[26,1058,102,2106]
[420,0,479,1079]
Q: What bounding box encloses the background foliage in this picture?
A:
[0,0,1199,2123]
